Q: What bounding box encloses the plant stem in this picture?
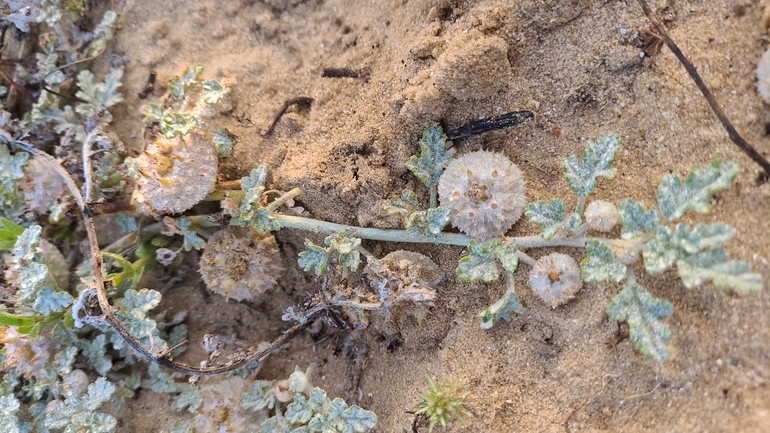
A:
[274,214,587,249]
[266,188,301,213]
[204,189,244,201]
[429,186,438,209]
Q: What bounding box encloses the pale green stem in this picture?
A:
[274,214,587,249]
[517,250,537,267]
[575,195,587,215]
[204,190,244,201]
[429,186,438,209]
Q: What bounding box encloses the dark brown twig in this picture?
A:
[636,0,770,176]
[564,374,618,433]
[445,110,534,141]
[260,96,314,137]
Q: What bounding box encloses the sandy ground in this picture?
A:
[100,0,770,431]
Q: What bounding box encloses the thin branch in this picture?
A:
[635,0,770,177]
[12,139,318,375]
[564,374,619,433]
[260,96,314,137]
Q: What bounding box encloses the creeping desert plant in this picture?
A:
[0,51,765,433]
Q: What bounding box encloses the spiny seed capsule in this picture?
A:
[438,150,526,241]
[528,253,582,308]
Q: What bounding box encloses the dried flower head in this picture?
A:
[0,327,58,377]
[584,200,619,233]
[128,134,217,218]
[528,253,582,307]
[438,150,526,241]
[199,227,282,301]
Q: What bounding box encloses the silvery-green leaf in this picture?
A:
[657,159,739,221]
[242,381,278,412]
[643,222,735,274]
[54,347,78,376]
[169,64,203,100]
[580,239,627,283]
[116,212,137,233]
[607,283,673,362]
[45,377,116,429]
[478,290,524,329]
[171,421,194,433]
[456,239,499,282]
[75,69,124,116]
[235,166,281,232]
[298,239,329,276]
[171,389,203,413]
[0,144,28,220]
[525,199,566,240]
[258,416,290,433]
[142,104,164,123]
[78,334,112,376]
[405,207,452,237]
[175,217,206,251]
[323,397,378,433]
[325,233,361,272]
[383,190,419,220]
[160,112,199,139]
[406,126,451,188]
[213,129,235,157]
[141,363,178,394]
[677,249,762,293]
[618,198,659,239]
[562,133,621,197]
[0,395,22,433]
[285,390,324,424]
[112,289,166,352]
[201,80,230,105]
[491,240,518,274]
[564,212,582,234]
[65,412,116,433]
[33,286,73,316]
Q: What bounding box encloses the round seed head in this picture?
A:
[528,253,582,308]
[438,150,526,241]
[584,200,619,233]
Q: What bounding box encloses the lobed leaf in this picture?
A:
[325,233,362,272]
[405,207,452,237]
[169,64,203,100]
[618,198,659,239]
[525,199,566,240]
[607,283,673,362]
[242,381,278,412]
[45,377,116,430]
[171,390,204,413]
[0,144,29,220]
[78,334,113,376]
[383,190,419,220]
[677,249,762,293]
[75,69,124,117]
[298,239,330,276]
[580,239,627,283]
[643,223,735,274]
[201,80,230,105]
[406,126,451,188]
[32,286,73,316]
[562,133,621,197]
[491,240,518,274]
[0,395,22,433]
[213,129,235,157]
[477,290,524,329]
[656,160,739,221]
[455,240,499,282]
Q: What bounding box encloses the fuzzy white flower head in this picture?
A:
[438,150,525,241]
[128,134,217,218]
[584,200,619,233]
[0,327,58,377]
[528,253,582,308]
[199,227,283,302]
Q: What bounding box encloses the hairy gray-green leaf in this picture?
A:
[325,233,361,272]
[175,217,206,251]
[562,133,620,197]
[298,239,329,276]
[213,129,235,157]
[201,80,230,105]
[0,395,22,433]
[478,290,524,329]
[172,389,204,413]
[242,381,278,412]
[232,166,281,232]
[525,199,566,240]
[456,239,499,282]
[33,286,73,316]
[75,69,124,117]
[285,388,326,424]
[405,207,452,237]
[607,283,673,362]
[644,223,735,274]
[169,64,204,100]
[44,377,116,431]
[78,334,113,376]
[618,198,659,239]
[657,159,739,221]
[677,249,762,293]
[564,212,582,234]
[111,289,167,352]
[581,239,627,283]
[406,126,451,188]
[491,241,518,274]
[54,347,78,376]
[0,144,28,220]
